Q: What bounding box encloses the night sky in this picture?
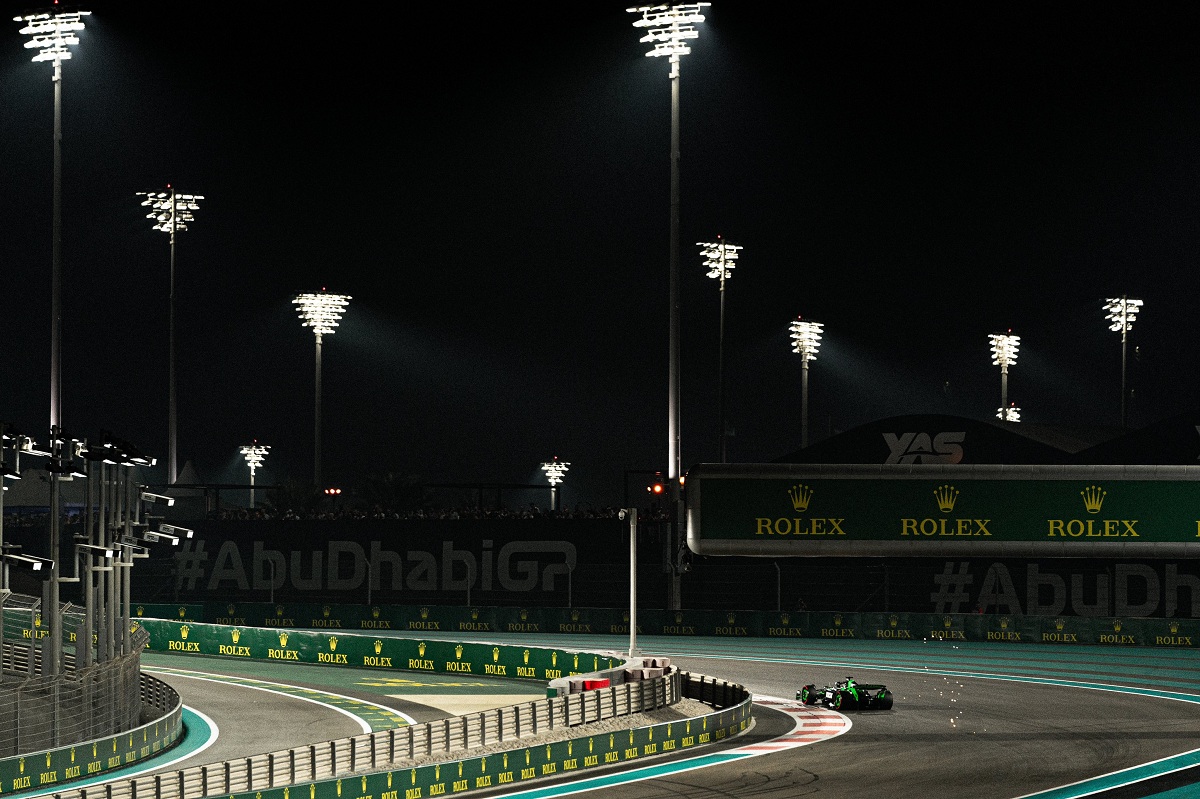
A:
[2,2,1198,510]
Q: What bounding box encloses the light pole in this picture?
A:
[540,458,570,512]
[789,317,823,449]
[698,237,740,462]
[294,291,350,488]
[1103,296,1143,428]
[136,187,203,485]
[988,331,1020,423]
[16,3,89,679]
[240,442,269,510]
[629,2,708,611]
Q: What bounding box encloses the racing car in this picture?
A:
[797,676,894,711]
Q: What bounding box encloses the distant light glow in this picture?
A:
[541,458,570,486]
[790,318,824,362]
[698,239,741,281]
[628,3,709,72]
[14,9,90,65]
[989,332,1020,368]
[294,292,351,338]
[240,443,269,476]
[997,404,1021,423]
[137,189,204,234]
[1103,297,1143,333]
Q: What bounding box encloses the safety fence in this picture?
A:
[40,669,756,799]
[0,632,152,757]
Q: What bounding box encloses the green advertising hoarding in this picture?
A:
[686,463,1200,557]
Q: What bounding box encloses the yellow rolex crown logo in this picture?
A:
[726,612,736,624]
[934,484,959,513]
[1000,617,1010,629]
[420,607,429,620]
[323,606,331,618]
[228,604,236,615]
[571,609,580,621]
[523,649,530,664]
[943,616,952,628]
[455,644,463,659]
[231,629,241,643]
[1081,485,1106,514]
[552,651,558,666]
[329,637,338,651]
[1170,621,1179,634]
[372,606,380,619]
[279,632,289,647]
[1113,619,1122,632]
[275,605,284,616]
[781,613,790,625]
[180,625,189,639]
[1054,618,1065,631]
[788,483,814,512]
[889,615,898,628]
[471,608,479,620]
[492,646,500,662]
[520,608,528,620]
[418,642,427,657]
[374,640,383,654]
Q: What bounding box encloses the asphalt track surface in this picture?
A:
[29,634,1200,799]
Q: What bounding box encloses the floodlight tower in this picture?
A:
[136,187,203,485]
[789,317,824,449]
[698,237,741,462]
[294,291,350,488]
[540,457,570,512]
[240,442,269,509]
[629,2,709,611]
[1103,296,1143,428]
[15,5,89,679]
[988,332,1020,423]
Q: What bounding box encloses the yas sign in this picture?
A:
[883,431,965,464]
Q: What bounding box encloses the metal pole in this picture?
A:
[1120,320,1129,428]
[314,332,323,488]
[667,57,683,612]
[168,193,178,484]
[801,360,811,449]
[47,58,65,679]
[717,264,727,462]
[1000,364,1009,421]
[626,508,638,660]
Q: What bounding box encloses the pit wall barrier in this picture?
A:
[46,623,752,799]
[135,602,1200,648]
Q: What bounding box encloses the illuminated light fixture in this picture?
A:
[2,553,53,572]
[997,404,1021,423]
[294,290,351,487]
[240,442,270,509]
[541,458,570,511]
[76,544,115,560]
[789,317,824,449]
[140,491,175,506]
[698,237,741,462]
[988,331,1020,423]
[137,186,203,484]
[1102,296,1143,428]
[157,523,193,539]
[628,3,709,76]
[14,9,89,63]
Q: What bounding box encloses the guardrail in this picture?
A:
[50,669,693,799]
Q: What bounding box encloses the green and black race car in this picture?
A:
[797,676,894,711]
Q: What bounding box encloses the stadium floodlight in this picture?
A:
[1102,296,1143,428]
[140,491,175,506]
[294,291,351,487]
[628,3,710,75]
[240,442,269,509]
[141,531,178,545]
[698,237,741,462]
[137,187,204,485]
[76,544,115,560]
[988,332,1020,423]
[628,4,710,610]
[789,317,824,449]
[540,458,570,512]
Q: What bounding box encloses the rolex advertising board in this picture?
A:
[686,463,1200,557]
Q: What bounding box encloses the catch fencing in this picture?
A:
[48,669,753,799]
